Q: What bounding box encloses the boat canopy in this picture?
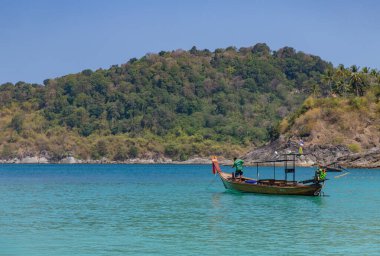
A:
[252,153,301,182]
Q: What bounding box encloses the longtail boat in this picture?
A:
[212,154,327,196]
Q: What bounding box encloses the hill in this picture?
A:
[245,65,380,167]
[0,44,330,162]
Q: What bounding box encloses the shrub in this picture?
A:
[303,96,315,109]
[279,119,289,134]
[96,140,108,157]
[1,144,16,159]
[129,146,139,158]
[164,144,178,158]
[267,124,280,141]
[349,97,366,110]
[298,124,312,137]
[10,114,24,134]
[113,145,128,161]
[179,152,189,161]
[331,136,344,145]
[322,97,341,108]
[347,143,361,153]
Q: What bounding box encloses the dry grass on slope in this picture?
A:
[284,93,380,153]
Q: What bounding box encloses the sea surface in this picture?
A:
[0,164,379,255]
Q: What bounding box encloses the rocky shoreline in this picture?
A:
[243,136,380,169]
[0,156,232,165]
[1,138,379,168]
[0,151,379,168]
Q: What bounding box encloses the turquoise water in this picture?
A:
[0,164,379,255]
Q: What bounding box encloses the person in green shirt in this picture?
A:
[232,157,244,180]
[315,165,327,183]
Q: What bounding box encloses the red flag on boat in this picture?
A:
[211,156,221,174]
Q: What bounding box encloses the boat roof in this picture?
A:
[252,159,289,164]
[252,153,308,164]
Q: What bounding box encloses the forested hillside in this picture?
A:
[0,44,330,161]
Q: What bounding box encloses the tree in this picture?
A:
[252,43,271,56]
[96,140,108,157]
[321,68,334,94]
[349,71,364,96]
[190,46,198,55]
[350,65,359,73]
[370,69,378,77]
[81,69,93,76]
[361,66,369,74]
[129,146,139,158]
[10,114,24,134]
[310,82,320,97]
[113,145,128,161]
[43,79,51,86]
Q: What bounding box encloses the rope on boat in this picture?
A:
[314,181,326,196]
[314,190,325,196]
[334,172,349,179]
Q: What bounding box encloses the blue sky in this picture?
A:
[1,0,379,84]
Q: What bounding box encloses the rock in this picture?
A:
[244,138,380,168]
[38,157,49,164]
[20,156,39,164]
[59,156,77,164]
[155,157,172,163]
[175,157,210,164]
[337,147,380,168]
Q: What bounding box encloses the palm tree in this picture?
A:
[350,65,359,73]
[337,64,345,70]
[321,68,334,95]
[334,64,349,95]
[368,69,378,83]
[335,64,349,81]
[335,80,348,97]
[370,69,377,77]
[310,82,320,97]
[361,66,369,74]
[349,71,364,96]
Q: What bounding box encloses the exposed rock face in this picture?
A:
[0,146,378,168]
[20,157,39,164]
[37,157,49,164]
[59,157,78,164]
[19,156,49,164]
[244,136,380,168]
[336,148,380,168]
[176,157,212,165]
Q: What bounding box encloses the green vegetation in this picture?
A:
[284,64,380,130]
[348,143,361,153]
[281,65,380,151]
[0,44,339,161]
[321,64,379,97]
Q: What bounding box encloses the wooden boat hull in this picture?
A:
[218,172,322,196]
